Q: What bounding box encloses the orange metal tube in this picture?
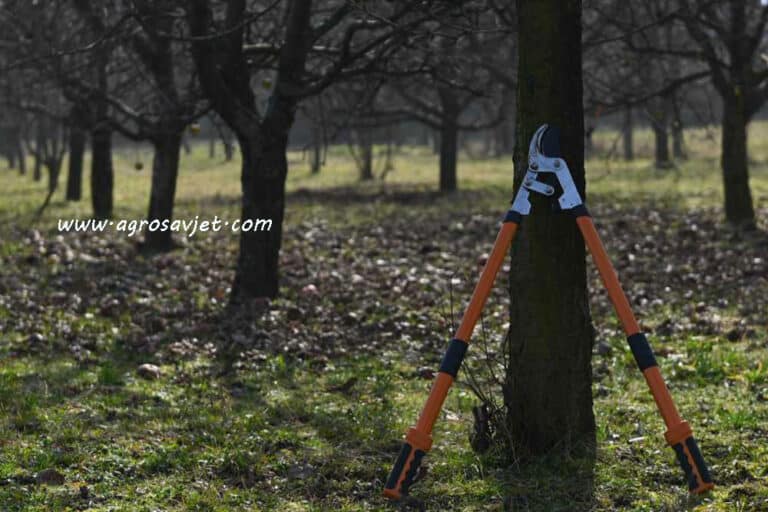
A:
[455,222,519,342]
[576,216,640,336]
[576,216,683,427]
[642,367,683,428]
[415,221,518,434]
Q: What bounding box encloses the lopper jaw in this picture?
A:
[511,124,584,216]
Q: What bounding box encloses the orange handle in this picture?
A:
[576,215,713,494]
[383,218,519,500]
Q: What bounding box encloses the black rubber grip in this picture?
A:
[627,333,658,371]
[504,209,522,224]
[672,442,697,491]
[685,436,713,485]
[672,437,713,491]
[569,204,591,218]
[384,442,424,495]
[438,338,468,378]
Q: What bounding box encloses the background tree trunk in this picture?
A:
[503,0,595,457]
[16,136,26,175]
[671,96,686,160]
[438,88,459,192]
[144,131,183,251]
[310,123,322,174]
[90,127,114,219]
[33,152,42,181]
[231,130,287,300]
[33,127,43,182]
[46,158,62,195]
[721,99,755,227]
[622,104,633,161]
[654,121,670,168]
[358,127,374,181]
[66,124,86,201]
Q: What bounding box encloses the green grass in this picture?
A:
[0,122,767,510]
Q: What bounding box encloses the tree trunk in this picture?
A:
[653,118,670,169]
[46,158,62,195]
[721,99,755,227]
[230,131,287,301]
[16,137,26,175]
[310,123,322,174]
[33,151,42,181]
[358,128,374,181]
[90,127,114,219]
[144,131,183,251]
[439,121,458,192]
[622,104,633,161]
[439,88,459,192]
[504,0,595,457]
[672,122,685,159]
[66,125,86,201]
[671,93,686,160]
[33,128,43,181]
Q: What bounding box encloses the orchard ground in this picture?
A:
[1,124,767,511]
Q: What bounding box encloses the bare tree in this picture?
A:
[614,0,768,227]
[186,0,442,301]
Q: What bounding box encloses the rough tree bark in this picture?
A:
[129,1,190,253]
[672,121,685,159]
[232,128,289,299]
[66,107,86,201]
[671,96,686,159]
[15,132,26,175]
[503,0,595,456]
[144,132,183,251]
[721,97,755,226]
[33,127,43,182]
[73,0,114,218]
[90,125,114,219]
[438,88,459,192]
[310,123,322,174]
[651,100,670,168]
[356,127,374,181]
[89,48,113,219]
[653,121,670,168]
[46,157,63,195]
[190,0,312,300]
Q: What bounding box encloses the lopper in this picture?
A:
[383,124,714,501]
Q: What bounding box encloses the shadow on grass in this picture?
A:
[490,445,596,512]
[172,183,497,213]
